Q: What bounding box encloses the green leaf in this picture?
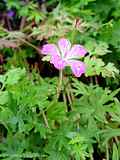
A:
[101,129,120,146]
[102,63,119,78]
[0,91,9,105]
[5,68,26,85]
[84,56,105,76]
[47,102,66,121]
[85,41,110,56]
[7,0,21,10]
[0,75,5,85]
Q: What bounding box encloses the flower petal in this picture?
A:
[68,45,87,59]
[68,60,86,77]
[41,44,59,56]
[50,55,66,70]
[58,38,71,57]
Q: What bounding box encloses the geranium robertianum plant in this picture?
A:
[41,38,87,99]
[41,38,87,77]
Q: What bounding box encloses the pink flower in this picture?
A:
[41,38,87,77]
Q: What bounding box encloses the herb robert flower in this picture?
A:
[41,38,87,77]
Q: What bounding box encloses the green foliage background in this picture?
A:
[0,0,120,159]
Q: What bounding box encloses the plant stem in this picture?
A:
[41,110,49,128]
[66,87,73,111]
[90,153,93,160]
[106,143,109,160]
[18,38,40,52]
[20,0,28,30]
[95,76,99,84]
[57,70,63,100]
[114,136,119,146]
[65,80,74,111]
[20,17,26,30]
[0,83,5,91]
[63,92,67,112]
[71,28,76,43]
[6,16,12,31]
[90,77,94,84]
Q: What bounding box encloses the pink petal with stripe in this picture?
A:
[68,45,87,59]
[58,38,71,57]
[68,60,86,77]
[41,44,59,56]
[50,55,66,70]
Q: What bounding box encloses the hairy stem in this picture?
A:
[6,16,12,31]
[66,87,73,110]
[18,38,40,52]
[57,70,63,100]
[41,110,49,128]
[63,92,67,112]
[20,17,26,30]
